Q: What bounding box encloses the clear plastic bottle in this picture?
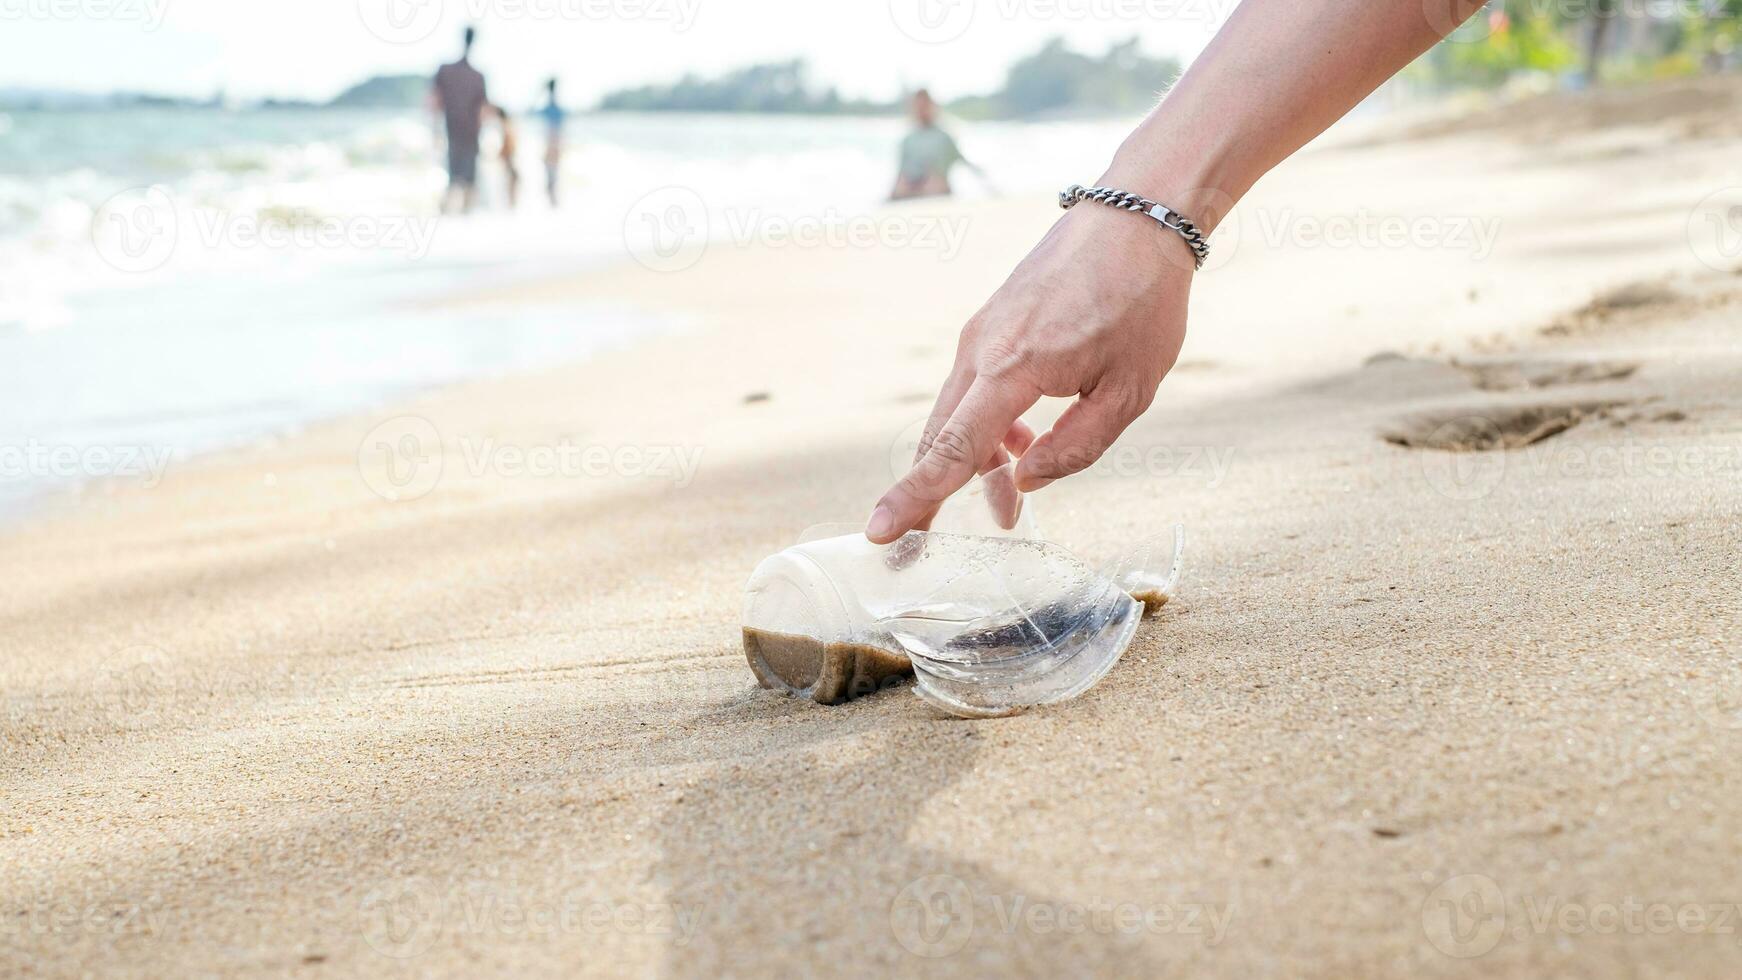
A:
[742,464,1183,717]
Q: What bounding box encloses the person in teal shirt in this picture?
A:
[890,89,982,200]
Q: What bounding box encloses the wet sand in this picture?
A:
[4,78,1742,977]
[742,627,911,705]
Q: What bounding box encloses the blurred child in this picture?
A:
[492,104,520,209]
[541,78,566,208]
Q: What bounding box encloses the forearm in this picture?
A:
[1102,0,1485,230]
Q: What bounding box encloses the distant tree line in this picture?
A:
[949,38,1179,118]
[598,61,884,114]
[596,37,1179,118]
[327,74,431,109]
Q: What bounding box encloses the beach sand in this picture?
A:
[4,79,1742,977]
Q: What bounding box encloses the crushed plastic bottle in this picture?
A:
[741,463,1184,717]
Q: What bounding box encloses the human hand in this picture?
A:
[867,201,1193,544]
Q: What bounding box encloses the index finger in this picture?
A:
[867,376,1036,543]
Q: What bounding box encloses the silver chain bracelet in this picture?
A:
[1058,184,1211,271]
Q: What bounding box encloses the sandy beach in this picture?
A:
[4,78,1742,977]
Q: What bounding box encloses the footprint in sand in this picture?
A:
[1378,400,1630,501]
[1380,399,1628,452]
[1540,280,1685,336]
[1373,340,1652,500]
[1450,357,1638,392]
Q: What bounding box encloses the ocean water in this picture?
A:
[0,106,1137,510]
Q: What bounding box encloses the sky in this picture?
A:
[0,0,1234,107]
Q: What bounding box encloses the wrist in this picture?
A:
[1096,108,1248,238]
[1056,196,1200,281]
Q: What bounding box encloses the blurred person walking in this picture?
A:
[432,26,490,214]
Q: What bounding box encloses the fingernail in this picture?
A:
[867,505,896,541]
[1015,476,1054,494]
